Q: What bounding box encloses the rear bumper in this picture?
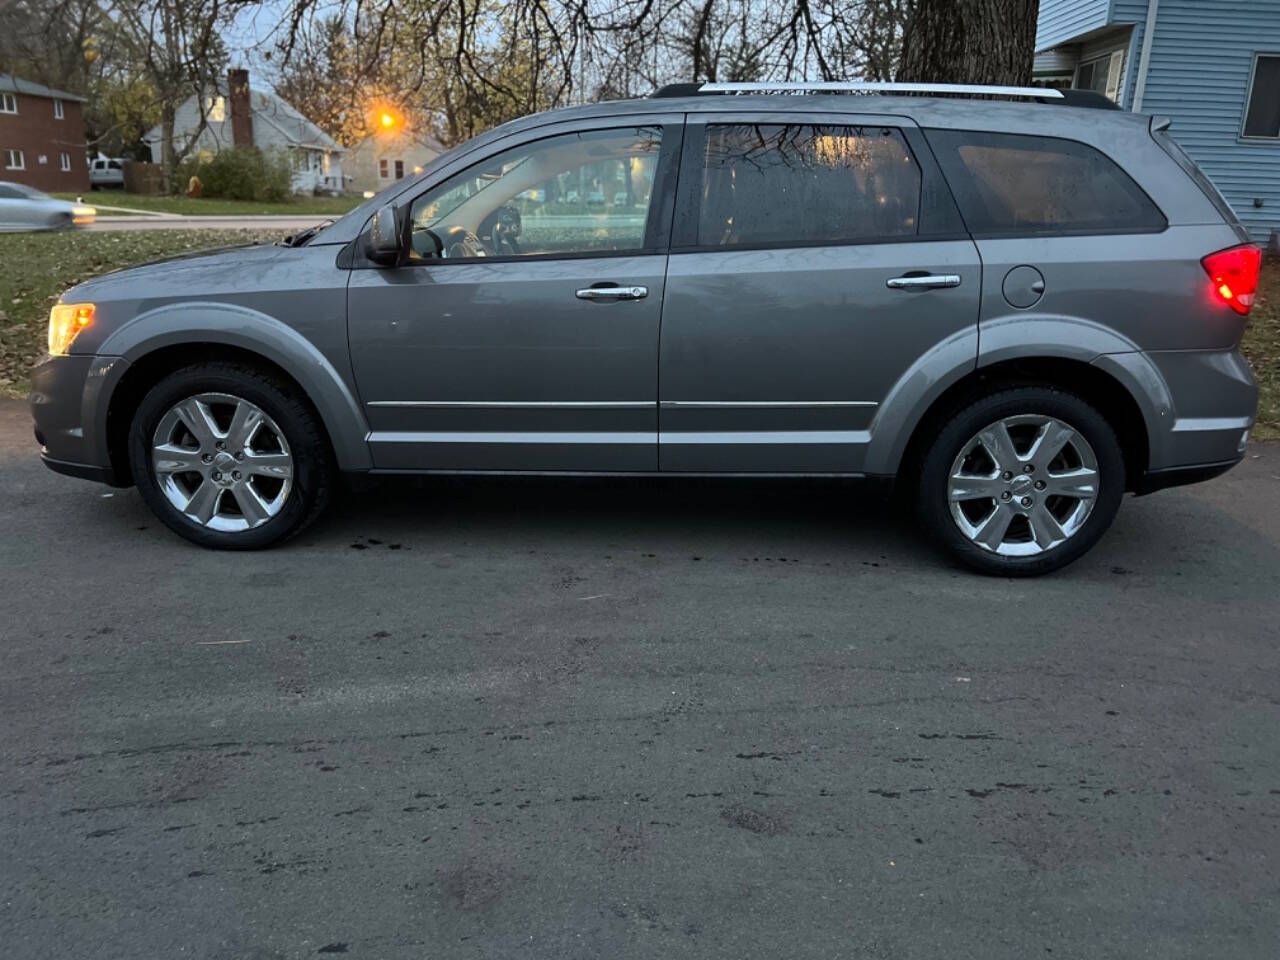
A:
[1147,348,1257,468]
[1100,347,1257,473]
[1136,455,1242,495]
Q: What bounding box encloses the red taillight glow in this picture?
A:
[1202,244,1262,316]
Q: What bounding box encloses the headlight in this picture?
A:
[48,303,94,355]
[71,205,96,225]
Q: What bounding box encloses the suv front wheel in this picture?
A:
[127,362,333,549]
[917,387,1125,576]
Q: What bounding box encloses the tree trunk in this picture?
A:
[897,0,1040,86]
[160,107,178,195]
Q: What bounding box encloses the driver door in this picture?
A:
[346,118,682,472]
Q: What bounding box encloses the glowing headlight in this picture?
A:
[48,303,94,355]
[71,205,96,225]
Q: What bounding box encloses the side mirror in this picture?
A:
[365,204,402,264]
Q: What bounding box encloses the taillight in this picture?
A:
[1201,244,1262,315]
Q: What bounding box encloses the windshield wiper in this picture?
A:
[283,219,336,247]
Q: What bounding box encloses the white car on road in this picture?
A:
[0,182,95,231]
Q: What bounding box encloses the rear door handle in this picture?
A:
[575,285,648,301]
[886,274,962,290]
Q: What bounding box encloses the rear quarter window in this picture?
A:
[925,129,1167,237]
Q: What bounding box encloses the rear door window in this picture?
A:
[693,123,922,247]
[926,129,1166,236]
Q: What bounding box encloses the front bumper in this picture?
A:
[29,353,130,487]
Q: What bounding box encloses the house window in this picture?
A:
[1243,54,1280,138]
[0,93,16,114]
[395,159,404,179]
[379,158,389,178]
[1075,50,1124,103]
[205,95,225,122]
[60,152,71,171]
[53,98,64,119]
[5,149,24,170]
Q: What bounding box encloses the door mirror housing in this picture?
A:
[365,204,403,264]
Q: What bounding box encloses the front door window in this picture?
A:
[407,126,663,260]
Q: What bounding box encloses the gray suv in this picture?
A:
[30,82,1260,575]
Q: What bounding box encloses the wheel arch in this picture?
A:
[892,356,1155,492]
[97,307,371,483]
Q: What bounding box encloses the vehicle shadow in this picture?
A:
[317,474,930,563]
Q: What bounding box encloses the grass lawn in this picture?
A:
[50,192,362,217]
[1249,259,1280,440]
[1,230,1278,443]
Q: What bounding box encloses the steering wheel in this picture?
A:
[439,224,485,259]
[492,205,522,255]
[478,205,523,256]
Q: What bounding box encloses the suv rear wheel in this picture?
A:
[917,387,1125,576]
[127,362,333,549]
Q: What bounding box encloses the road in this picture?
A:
[2,396,1279,959]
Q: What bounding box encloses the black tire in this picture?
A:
[127,362,334,549]
[916,386,1125,576]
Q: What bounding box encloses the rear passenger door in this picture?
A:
[659,112,981,473]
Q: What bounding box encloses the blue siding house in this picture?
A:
[1034,0,1280,243]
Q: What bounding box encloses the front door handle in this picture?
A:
[886,274,962,290]
[575,285,648,301]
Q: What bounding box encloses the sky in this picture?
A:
[224,0,305,83]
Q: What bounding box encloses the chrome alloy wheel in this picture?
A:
[151,392,293,532]
[947,414,1099,557]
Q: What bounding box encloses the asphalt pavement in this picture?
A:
[2,396,1279,959]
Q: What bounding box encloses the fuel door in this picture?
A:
[1002,264,1046,309]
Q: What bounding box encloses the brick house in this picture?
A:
[0,73,89,192]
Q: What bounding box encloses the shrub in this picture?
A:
[175,147,294,201]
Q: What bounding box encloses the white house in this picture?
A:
[345,129,445,195]
[1033,0,1280,243]
[144,69,345,194]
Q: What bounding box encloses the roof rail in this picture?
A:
[652,80,1064,100]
